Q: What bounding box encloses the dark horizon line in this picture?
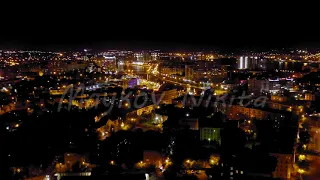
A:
[0,40,320,52]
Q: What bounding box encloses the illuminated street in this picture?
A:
[303,156,320,180]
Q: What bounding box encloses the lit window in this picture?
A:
[240,171,243,174]
[230,167,233,170]
[230,172,233,175]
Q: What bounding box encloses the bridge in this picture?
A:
[148,74,207,90]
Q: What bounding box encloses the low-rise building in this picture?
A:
[248,78,284,96]
[305,93,315,101]
[136,104,154,116]
[143,150,163,168]
[271,95,288,102]
[270,153,293,179]
[179,116,199,130]
[226,105,289,121]
[160,89,183,104]
[199,117,224,146]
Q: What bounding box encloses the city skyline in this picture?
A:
[1,4,320,179]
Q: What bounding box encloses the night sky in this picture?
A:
[0,3,318,51]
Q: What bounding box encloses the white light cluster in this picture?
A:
[239,56,244,69]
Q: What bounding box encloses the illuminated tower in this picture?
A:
[239,56,244,69]
[245,56,248,69]
[83,49,89,61]
[238,56,249,69]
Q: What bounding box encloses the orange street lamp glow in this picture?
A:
[298,169,305,174]
[165,158,170,163]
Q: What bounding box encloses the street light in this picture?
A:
[298,168,305,174]
[303,144,307,150]
[165,158,170,163]
[59,163,63,173]
[298,155,306,161]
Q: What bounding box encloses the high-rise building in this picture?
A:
[185,65,194,80]
[134,51,151,62]
[238,56,267,70]
[134,53,144,62]
[245,56,248,69]
[150,51,160,61]
[143,51,151,62]
[238,56,246,69]
[83,49,92,61]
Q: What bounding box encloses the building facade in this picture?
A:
[270,153,293,179]
[226,105,287,121]
[200,127,222,144]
